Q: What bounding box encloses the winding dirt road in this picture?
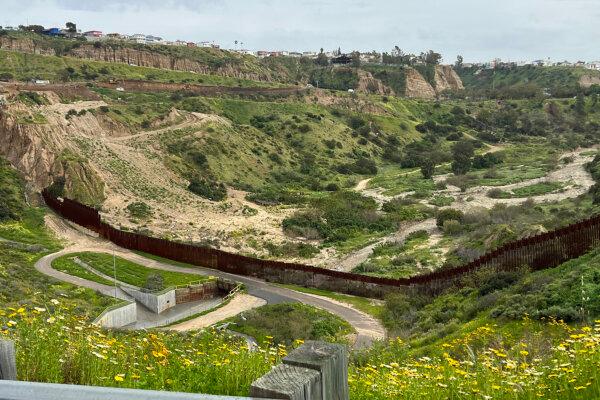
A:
[37,215,385,348]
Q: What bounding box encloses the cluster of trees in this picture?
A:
[16,22,77,34]
[381,47,442,66]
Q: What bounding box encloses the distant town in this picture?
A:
[2,23,599,71]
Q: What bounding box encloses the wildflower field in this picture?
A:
[349,318,600,399]
[0,300,290,395]
[2,300,600,399]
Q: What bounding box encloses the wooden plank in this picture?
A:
[0,340,17,381]
[250,363,321,400]
[283,341,348,400]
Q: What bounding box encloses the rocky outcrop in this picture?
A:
[434,65,464,92]
[404,68,437,99]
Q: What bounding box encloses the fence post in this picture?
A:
[0,340,17,381]
[250,341,348,400]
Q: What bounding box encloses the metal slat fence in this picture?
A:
[42,190,600,296]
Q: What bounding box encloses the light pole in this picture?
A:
[113,250,117,298]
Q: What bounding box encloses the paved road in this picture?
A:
[36,217,386,348]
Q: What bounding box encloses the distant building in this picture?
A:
[42,27,62,37]
[187,42,196,47]
[331,54,352,65]
[146,35,163,44]
[289,52,303,58]
[83,30,103,37]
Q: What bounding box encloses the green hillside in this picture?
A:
[458,65,600,98]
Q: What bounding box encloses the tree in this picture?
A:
[420,50,442,65]
[420,159,435,179]
[350,51,361,68]
[451,140,474,175]
[20,24,44,34]
[455,55,464,69]
[65,22,76,33]
[315,48,329,66]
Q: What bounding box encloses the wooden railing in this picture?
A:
[41,190,600,296]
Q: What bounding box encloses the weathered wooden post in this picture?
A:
[250,341,348,400]
[0,340,17,381]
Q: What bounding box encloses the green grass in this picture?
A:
[1,304,280,396]
[227,303,354,345]
[368,166,436,196]
[489,181,565,199]
[70,252,212,289]
[51,255,115,286]
[428,194,455,207]
[276,283,384,319]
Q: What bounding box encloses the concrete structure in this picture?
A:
[121,286,176,314]
[93,301,137,328]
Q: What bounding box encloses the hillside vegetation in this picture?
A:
[457,64,600,98]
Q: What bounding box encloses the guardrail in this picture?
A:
[0,339,348,400]
[42,189,600,297]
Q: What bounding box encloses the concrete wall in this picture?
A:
[121,287,176,314]
[93,302,136,328]
[175,281,217,304]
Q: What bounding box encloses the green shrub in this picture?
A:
[442,219,462,234]
[228,303,352,345]
[188,178,227,201]
[436,208,464,227]
[143,273,165,292]
[18,91,48,106]
[0,158,25,221]
[126,202,152,219]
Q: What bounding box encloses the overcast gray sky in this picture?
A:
[2,0,599,62]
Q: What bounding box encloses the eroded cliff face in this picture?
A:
[356,70,395,95]
[0,37,281,83]
[404,65,464,99]
[0,92,109,204]
[434,65,464,92]
[404,68,437,99]
[0,37,55,56]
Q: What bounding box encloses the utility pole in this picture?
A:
[113,250,117,298]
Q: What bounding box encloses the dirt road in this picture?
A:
[38,214,386,348]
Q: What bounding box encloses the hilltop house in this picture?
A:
[42,27,62,37]
[83,31,103,41]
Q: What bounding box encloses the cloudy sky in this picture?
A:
[2,0,599,62]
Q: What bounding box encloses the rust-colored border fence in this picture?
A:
[42,189,600,298]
